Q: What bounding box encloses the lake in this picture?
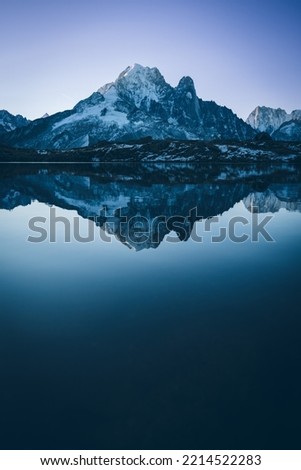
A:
[0,162,300,449]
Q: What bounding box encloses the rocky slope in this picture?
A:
[272,120,301,141]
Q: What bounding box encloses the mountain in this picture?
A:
[272,120,301,141]
[246,106,288,134]
[0,110,30,135]
[246,106,301,139]
[4,64,255,150]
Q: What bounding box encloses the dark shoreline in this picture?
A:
[1,139,301,163]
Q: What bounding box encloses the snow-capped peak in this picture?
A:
[117,63,162,80]
[246,105,301,134]
[0,109,29,132]
[116,64,168,109]
[291,109,301,120]
[117,63,145,79]
[97,81,114,95]
[97,64,168,110]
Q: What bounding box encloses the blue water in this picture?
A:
[0,163,300,449]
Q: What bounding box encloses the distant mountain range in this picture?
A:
[0,110,30,135]
[0,64,300,150]
[246,106,301,141]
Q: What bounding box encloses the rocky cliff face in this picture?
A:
[246,105,301,140]
[246,106,288,134]
[0,110,29,134]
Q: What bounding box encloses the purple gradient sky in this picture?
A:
[0,0,300,120]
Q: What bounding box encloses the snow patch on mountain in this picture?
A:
[53,85,129,131]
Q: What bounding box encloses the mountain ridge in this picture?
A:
[2,66,301,150]
[2,64,255,150]
[246,105,301,138]
[0,110,30,135]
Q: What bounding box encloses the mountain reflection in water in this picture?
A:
[0,162,301,450]
[0,162,300,250]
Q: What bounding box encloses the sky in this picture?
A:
[0,0,300,121]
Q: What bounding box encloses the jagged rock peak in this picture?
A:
[246,105,301,135]
[176,76,197,99]
[117,64,164,81]
[98,64,166,94]
[0,109,30,132]
[177,76,195,88]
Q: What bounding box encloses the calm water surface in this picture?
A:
[0,163,300,449]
